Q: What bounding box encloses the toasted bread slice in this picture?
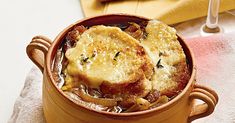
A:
[65,25,153,93]
[141,20,190,96]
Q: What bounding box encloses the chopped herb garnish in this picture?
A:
[156,59,164,68]
[83,57,89,62]
[143,32,148,39]
[80,54,89,65]
[159,52,163,57]
[115,51,120,57]
[152,68,155,73]
[113,51,120,61]
[80,54,85,57]
[91,51,97,58]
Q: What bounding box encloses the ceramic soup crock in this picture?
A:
[26,14,218,123]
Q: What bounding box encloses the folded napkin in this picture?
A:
[8,31,235,123]
[8,67,45,123]
[81,0,235,25]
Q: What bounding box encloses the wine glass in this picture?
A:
[200,0,223,36]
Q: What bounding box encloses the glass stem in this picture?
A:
[206,0,220,29]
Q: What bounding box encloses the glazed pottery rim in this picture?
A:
[45,13,196,117]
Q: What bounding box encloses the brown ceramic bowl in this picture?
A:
[26,14,218,123]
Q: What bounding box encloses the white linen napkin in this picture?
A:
[8,67,45,123]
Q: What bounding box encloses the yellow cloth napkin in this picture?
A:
[81,0,235,25]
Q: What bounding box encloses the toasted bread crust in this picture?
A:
[62,21,190,102]
[138,20,190,97]
[123,21,190,97]
[65,25,154,93]
[100,75,149,96]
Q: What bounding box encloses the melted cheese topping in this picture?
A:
[65,25,152,88]
[142,20,187,92]
[63,21,188,95]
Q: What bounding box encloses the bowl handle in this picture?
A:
[188,84,218,122]
[26,36,52,73]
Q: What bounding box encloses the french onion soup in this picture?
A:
[52,20,190,113]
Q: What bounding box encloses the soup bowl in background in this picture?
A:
[26,14,218,123]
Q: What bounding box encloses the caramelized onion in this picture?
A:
[124,22,144,40]
[146,90,160,103]
[150,96,169,108]
[52,48,64,88]
[64,91,108,111]
[124,98,150,112]
[73,87,122,107]
[107,106,122,113]
[66,25,87,44]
